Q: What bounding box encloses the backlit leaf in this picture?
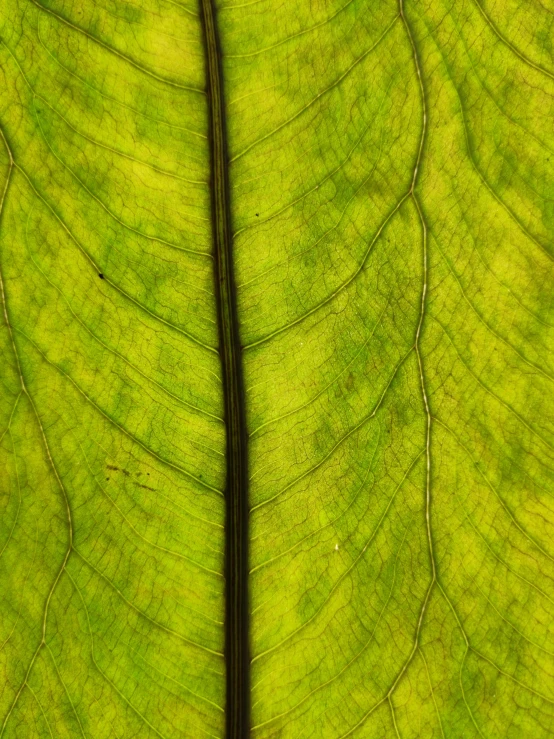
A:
[1,0,553,736]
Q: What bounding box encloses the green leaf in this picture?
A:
[1,0,553,736]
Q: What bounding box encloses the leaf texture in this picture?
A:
[0,0,553,736]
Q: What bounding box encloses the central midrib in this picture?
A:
[199,0,250,737]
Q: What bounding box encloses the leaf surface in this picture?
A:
[0,0,553,736]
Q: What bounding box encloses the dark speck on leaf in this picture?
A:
[98,273,104,279]
[256,213,259,217]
